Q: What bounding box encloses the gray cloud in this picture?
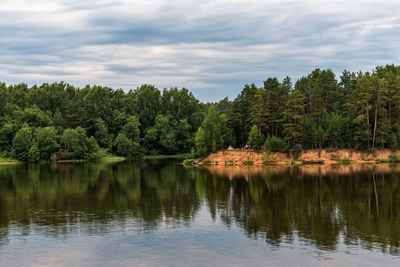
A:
[0,0,400,101]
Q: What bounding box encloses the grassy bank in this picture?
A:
[57,150,126,163]
[0,157,21,164]
[99,151,126,162]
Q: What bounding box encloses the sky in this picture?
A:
[1,0,400,101]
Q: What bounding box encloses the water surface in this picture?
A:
[0,160,399,266]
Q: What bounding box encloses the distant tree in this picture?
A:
[53,108,66,133]
[12,124,33,161]
[94,118,109,147]
[194,127,207,155]
[122,115,141,142]
[283,90,305,145]
[36,127,58,160]
[248,125,265,149]
[114,133,139,157]
[176,119,192,152]
[264,136,287,152]
[200,106,228,153]
[28,142,40,162]
[61,127,98,160]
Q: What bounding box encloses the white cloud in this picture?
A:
[0,0,400,101]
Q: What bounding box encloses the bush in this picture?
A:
[56,151,70,160]
[28,142,40,162]
[264,136,288,152]
[36,126,58,160]
[248,125,265,149]
[12,124,33,161]
[61,127,100,160]
[338,157,353,164]
[202,159,212,164]
[114,133,140,157]
[183,159,196,166]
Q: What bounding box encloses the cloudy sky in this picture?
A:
[1,0,399,101]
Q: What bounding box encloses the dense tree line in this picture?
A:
[196,64,400,153]
[0,83,207,161]
[2,64,400,161]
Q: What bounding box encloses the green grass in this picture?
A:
[202,159,212,165]
[0,157,20,163]
[143,153,191,160]
[100,154,126,162]
[375,158,394,163]
[94,149,126,162]
[336,157,353,164]
[302,159,324,164]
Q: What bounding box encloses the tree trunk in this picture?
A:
[398,109,400,139]
[366,104,370,148]
[372,106,378,148]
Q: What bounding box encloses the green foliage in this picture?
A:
[283,90,304,146]
[3,64,400,161]
[196,106,229,154]
[182,158,196,166]
[243,156,254,165]
[36,126,58,160]
[12,124,33,161]
[0,121,16,152]
[143,114,176,154]
[113,133,138,157]
[212,139,217,153]
[28,142,40,162]
[122,115,141,142]
[202,159,212,164]
[248,125,265,149]
[337,157,353,164]
[94,118,109,147]
[264,136,287,152]
[61,127,99,160]
[195,127,207,155]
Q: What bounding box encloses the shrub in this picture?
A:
[12,124,33,161]
[248,125,265,149]
[183,159,196,166]
[36,126,58,160]
[28,142,40,162]
[264,136,288,152]
[202,159,212,164]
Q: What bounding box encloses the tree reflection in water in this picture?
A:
[0,161,399,255]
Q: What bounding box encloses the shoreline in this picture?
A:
[193,148,400,166]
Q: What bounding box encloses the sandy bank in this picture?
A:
[202,149,400,165]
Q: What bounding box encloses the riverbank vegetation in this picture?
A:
[2,64,400,162]
[195,64,400,154]
[0,84,207,161]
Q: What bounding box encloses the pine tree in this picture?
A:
[283,90,305,146]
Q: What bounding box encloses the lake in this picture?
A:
[0,160,399,266]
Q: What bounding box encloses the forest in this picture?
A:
[1,64,400,161]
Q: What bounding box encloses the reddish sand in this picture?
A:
[203,149,400,165]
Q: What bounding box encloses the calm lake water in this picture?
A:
[0,160,399,266]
